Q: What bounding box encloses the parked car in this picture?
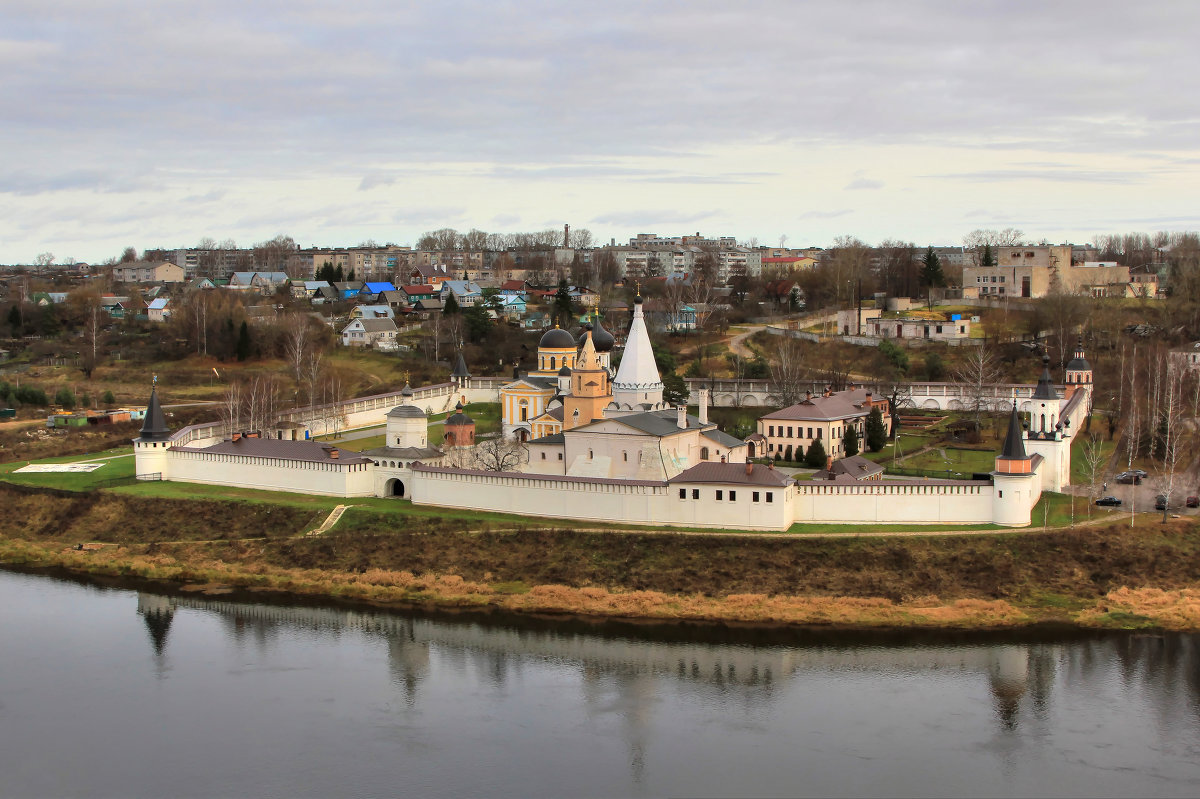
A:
[1155,494,1171,511]
[1095,496,1123,507]
[1188,496,1199,508]
[1116,471,1142,485]
[1132,469,1148,479]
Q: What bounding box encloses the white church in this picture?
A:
[133,299,1093,531]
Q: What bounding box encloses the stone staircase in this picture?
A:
[306,504,350,536]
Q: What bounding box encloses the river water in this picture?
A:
[1,569,1198,798]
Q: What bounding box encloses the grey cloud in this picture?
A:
[358,174,397,191]
[491,214,521,227]
[923,170,1142,184]
[589,209,720,228]
[844,178,884,191]
[0,170,148,196]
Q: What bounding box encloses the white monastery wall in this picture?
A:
[165,447,376,497]
[792,481,1000,525]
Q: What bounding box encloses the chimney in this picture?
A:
[677,405,687,429]
[865,391,872,401]
[564,224,570,248]
[805,390,812,401]
[232,433,241,442]
[698,388,709,424]
[745,461,753,476]
[826,455,833,470]
[329,448,339,459]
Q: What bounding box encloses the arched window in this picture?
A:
[623,451,628,462]
[588,449,593,459]
[550,356,556,370]
[700,446,710,460]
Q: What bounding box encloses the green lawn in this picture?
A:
[0,451,136,491]
[863,433,931,463]
[900,446,997,475]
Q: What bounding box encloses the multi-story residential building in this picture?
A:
[111,261,185,284]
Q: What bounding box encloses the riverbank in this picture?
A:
[2,484,1198,631]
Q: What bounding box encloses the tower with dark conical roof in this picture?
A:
[993,404,1037,526]
[1064,336,1092,406]
[133,382,172,479]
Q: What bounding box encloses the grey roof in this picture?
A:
[345,318,398,333]
[813,454,884,481]
[503,374,557,390]
[762,389,877,422]
[363,445,443,460]
[179,438,372,465]
[138,387,171,441]
[1000,405,1029,459]
[450,352,471,378]
[668,462,793,487]
[529,432,565,445]
[701,428,746,449]
[1032,356,1057,399]
[597,408,704,437]
[387,404,426,418]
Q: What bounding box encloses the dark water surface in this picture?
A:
[1,568,1198,798]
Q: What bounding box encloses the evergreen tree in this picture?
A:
[7,305,21,334]
[981,243,996,267]
[866,406,888,452]
[843,424,860,457]
[347,269,356,282]
[923,351,945,381]
[335,265,344,282]
[236,321,251,361]
[55,387,76,410]
[81,393,91,409]
[101,389,116,406]
[804,437,827,469]
[316,262,337,283]
[553,280,574,326]
[662,373,688,405]
[920,246,946,290]
[3,390,16,409]
[463,303,492,342]
[443,291,460,315]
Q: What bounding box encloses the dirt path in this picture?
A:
[725,325,765,358]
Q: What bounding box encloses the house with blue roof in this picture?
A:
[441,280,483,306]
[362,281,396,297]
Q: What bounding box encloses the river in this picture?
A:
[1,568,1198,798]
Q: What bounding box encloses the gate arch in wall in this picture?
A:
[385,478,405,497]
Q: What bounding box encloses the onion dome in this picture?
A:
[446,401,473,426]
[558,364,572,377]
[400,382,414,398]
[539,325,576,349]
[578,318,615,352]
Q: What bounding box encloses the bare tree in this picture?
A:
[954,346,1001,424]
[769,335,807,406]
[1156,360,1187,523]
[1080,434,1108,519]
[468,436,527,471]
[284,314,313,392]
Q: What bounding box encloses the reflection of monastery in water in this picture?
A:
[138,592,1052,709]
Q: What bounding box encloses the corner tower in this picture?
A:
[992,405,1037,527]
[564,329,611,430]
[133,382,172,479]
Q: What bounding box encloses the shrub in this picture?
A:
[101,390,116,406]
[924,351,945,381]
[878,339,909,375]
[55,387,76,410]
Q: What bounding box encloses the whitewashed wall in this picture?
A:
[165,448,376,497]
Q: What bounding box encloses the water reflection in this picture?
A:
[131,589,1200,741]
[5,569,1200,798]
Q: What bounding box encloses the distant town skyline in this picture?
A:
[2,1,1197,264]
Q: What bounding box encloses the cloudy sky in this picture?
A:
[2,0,1197,263]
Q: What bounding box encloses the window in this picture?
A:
[679,488,687,499]
[700,447,709,460]
[716,490,723,500]
[541,452,546,460]
[729,490,736,501]
[766,492,774,503]
[787,426,793,437]
[998,490,1003,498]
[692,489,699,499]
[558,453,563,460]
[769,425,774,436]
[623,452,628,462]
[753,491,760,502]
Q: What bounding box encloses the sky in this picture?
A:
[1,0,1198,264]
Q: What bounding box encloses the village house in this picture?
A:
[340,317,399,347]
